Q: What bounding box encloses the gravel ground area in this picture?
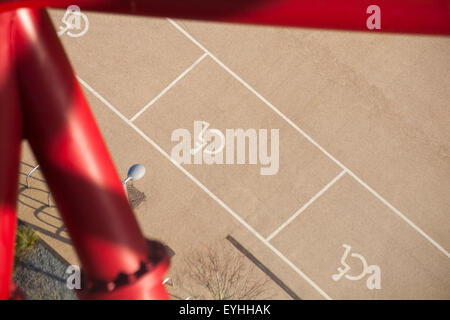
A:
[13,222,77,300]
[12,183,146,300]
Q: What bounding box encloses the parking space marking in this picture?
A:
[77,76,332,300]
[266,170,347,242]
[129,52,208,122]
[167,18,449,259]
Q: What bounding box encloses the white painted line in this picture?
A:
[167,18,348,171]
[167,19,450,259]
[347,170,450,258]
[267,170,347,242]
[129,52,208,122]
[77,76,332,300]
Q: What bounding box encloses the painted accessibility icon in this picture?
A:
[332,244,381,290]
[57,5,89,38]
[190,120,225,156]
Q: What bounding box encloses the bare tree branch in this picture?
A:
[170,242,271,300]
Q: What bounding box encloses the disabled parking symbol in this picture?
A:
[58,5,89,38]
[332,244,381,290]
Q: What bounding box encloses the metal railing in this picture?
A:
[25,164,51,206]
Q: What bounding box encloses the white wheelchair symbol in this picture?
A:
[58,5,89,38]
[332,244,381,290]
[190,121,225,156]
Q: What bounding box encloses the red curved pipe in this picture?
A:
[0,0,449,35]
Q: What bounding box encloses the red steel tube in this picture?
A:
[0,0,449,35]
[0,10,22,300]
[13,8,168,299]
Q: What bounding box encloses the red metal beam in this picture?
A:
[12,8,169,299]
[0,10,22,300]
[0,0,449,35]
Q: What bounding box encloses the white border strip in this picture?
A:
[77,76,333,300]
[129,52,208,122]
[167,18,449,259]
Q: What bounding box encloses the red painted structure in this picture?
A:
[0,7,170,300]
[0,0,449,35]
[0,0,449,300]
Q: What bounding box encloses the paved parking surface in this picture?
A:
[17,9,450,299]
